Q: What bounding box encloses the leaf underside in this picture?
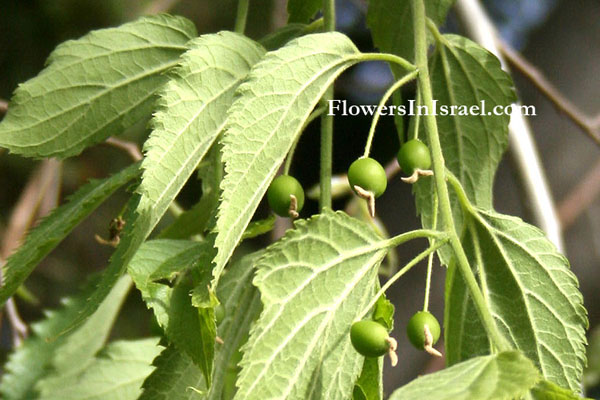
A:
[388,351,540,400]
[415,34,516,264]
[235,210,385,400]
[0,14,196,158]
[214,32,361,285]
[446,209,587,391]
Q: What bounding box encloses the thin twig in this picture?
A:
[498,40,600,147]
[141,0,181,14]
[0,159,62,345]
[455,0,565,252]
[104,137,143,162]
[558,157,600,229]
[0,99,7,116]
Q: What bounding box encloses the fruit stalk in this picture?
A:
[411,0,509,352]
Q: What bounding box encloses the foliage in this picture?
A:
[0,2,588,400]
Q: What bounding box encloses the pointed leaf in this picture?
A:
[0,275,131,400]
[140,345,206,400]
[415,34,516,263]
[388,351,540,400]
[60,32,264,333]
[287,0,321,23]
[352,358,383,400]
[36,338,162,400]
[139,32,265,233]
[446,210,587,391]
[0,162,139,306]
[214,32,361,284]
[128,238,216,382]
[140,250,262,400]
[367,0,454,62]
[531,380,590,400]
[0,14,196,158]
[235,210,385,400]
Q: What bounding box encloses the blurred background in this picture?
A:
[0,0,599,396]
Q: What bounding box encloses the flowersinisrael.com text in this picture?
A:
[327,99,536,117]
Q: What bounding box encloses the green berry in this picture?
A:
[267,175,305,217]
[215,303,226,325]
[350,320,390,357]
[397,139,432,175]
[406,311,440,350]
[347,157,387,198]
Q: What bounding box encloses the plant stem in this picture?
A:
[363,70,418,158]
[360,53,416,72]
[411,0,509,351]
[319,0,336,210]
[358,239,448,320]
[423,191,438,312]
[234,0,250,34]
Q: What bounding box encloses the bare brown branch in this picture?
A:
[142,0,181,15]
[0,159,62,344]
[498,40,600,147]
[558,158,600,229]
[104,137,143,162]
[0,99,7,116]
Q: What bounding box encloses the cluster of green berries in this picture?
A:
[350,311,441,364]
[265,139,432,218]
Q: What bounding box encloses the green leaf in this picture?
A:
[446,209,587,391]
[235,210,385,399]
[0,162,139,306]
[207,251,263,400]
[388,351,540,400]
[584,326,600,389]
[287,0,321,23]
[36,338,162,400]
[61,33,264,334]
[531,380,590,400]
[128,238,216,384]
[367,0,454,62]
[372,293,395,331]
[140,250,262,400]
[260,23,309,51]
[0,275,131,400]
[139,32,265,240]
[140,345,206,400]
[414,34,516,263]
[0,14,196,158]
[214,32,361,285]
[352,358,383,400]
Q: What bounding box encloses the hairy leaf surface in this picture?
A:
[446,210,587,391]
[0,275,131,400]
[415,34,516,263]
[214,32,361,284]
[388,351,540,400]
[0,14,195,158]
[0,163,139,306]
[139,32,264,235]
[235,211,385,400]
[36,338,162,400]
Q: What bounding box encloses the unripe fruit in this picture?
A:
[347,157,387,198]
[267,175,305,217]
[406,311,440,350]
[397,139,432,176]
[350,320,390,357]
